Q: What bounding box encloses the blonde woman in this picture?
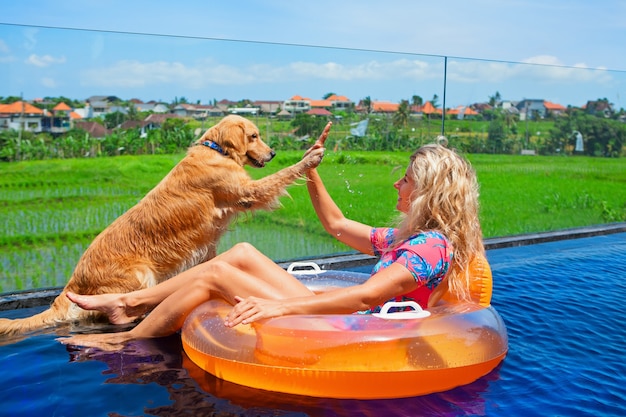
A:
[61,125,485,348]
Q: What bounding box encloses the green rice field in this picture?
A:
[1,151,625,292]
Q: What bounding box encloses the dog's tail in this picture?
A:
[0,290,78,336]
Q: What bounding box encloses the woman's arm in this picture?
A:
[304,123,374,254]
[225,263,417,326]
[306,168,374,254]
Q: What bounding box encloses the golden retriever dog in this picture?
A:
[0,115,326,336]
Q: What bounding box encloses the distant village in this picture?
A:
[0,93,618,138]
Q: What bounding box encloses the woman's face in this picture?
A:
[393,168,415,214]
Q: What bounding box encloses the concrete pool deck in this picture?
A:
[2,222,625,311]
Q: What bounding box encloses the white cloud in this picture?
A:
[285,59,437,82]
[41,77,58,88]
[79,55,615,93]
[447,56,613,85]
[0,40,9,54]
[81,57,442,88]
[0,39,15,63]
[522,55,567,66]
[81,59,247,88]
[26,54,67,67]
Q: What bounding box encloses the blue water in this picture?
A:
[1,233,625,416]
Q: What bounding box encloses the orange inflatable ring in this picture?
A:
[182,262,508,399]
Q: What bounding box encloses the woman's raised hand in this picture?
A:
[301,121,332,169]
[303,122,332,157]
[315,121,332,148]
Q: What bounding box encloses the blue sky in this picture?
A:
[2,0,626,108]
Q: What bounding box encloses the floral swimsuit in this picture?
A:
[360,227,452,313]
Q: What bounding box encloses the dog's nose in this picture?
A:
[269,150,276,160]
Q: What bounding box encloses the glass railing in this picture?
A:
[1,23,625,290]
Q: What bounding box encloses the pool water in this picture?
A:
[1,232,625,416]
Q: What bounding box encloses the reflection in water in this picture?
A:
[64,332,502,417]
[183,351,502,417]
[7,232,625,416]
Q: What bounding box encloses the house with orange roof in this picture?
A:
[0,100,76,134]
[370,101,399,114]
[543,101,566,117]
[283,95,312,114]
[53,102,72,112]
[446,105,479,119]
[325,94,354,111]
[44,102,73,133]
[309,99,332,109]
[419,101,437,115]
[283,94,355,115]
[306,108,333,117]
[0,101,45,132]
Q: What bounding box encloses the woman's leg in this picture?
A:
[60,243,313,348]
[68,242,311,324]
[126,242,313,337]
[65,260,227,325]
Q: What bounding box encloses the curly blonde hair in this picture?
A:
[393,144,484,302]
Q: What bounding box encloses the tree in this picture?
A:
[43,96,82,108]
[172,97,189,105]
[585,98,613,118]
[487,117,505,153]
[411,95,423,107]
[488,91,502,107]
[323,92,336,99]
[550,110,625,156]
[126,104,140,122]
[430,94,439,108]
[361,96,372,114]
[393,100,410,128]
[104,111,126,129]
[1,96,22,104]
[291,114,328,139]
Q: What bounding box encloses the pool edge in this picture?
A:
[2,222,625,311]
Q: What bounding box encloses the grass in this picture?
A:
[1,151,625,291]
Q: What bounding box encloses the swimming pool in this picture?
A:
[1,229,625,416]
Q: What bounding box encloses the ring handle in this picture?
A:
[287,262,323,275]
[375,301,431,319]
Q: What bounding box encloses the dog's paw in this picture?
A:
[302,148,325,170]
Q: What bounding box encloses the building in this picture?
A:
[0,101,44,132]
[283,95,311,114]
[370,101,399,114]
[543,101,567,117]
[516,99,546,120]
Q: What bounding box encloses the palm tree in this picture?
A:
[411,95,423,109]
[488,91,502,107]
[361,96,372,114]
[393,100,410,128]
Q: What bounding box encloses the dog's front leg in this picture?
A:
[236,150,324,210]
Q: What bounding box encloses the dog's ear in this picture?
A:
[196,116,246,165]
[196,121,220,145]
[218,117,247,161]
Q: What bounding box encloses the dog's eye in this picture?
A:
[250,133,258,141]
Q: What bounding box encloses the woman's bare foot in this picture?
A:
[58,331,135,351]
[66,291,144,325]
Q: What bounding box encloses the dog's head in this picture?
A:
[195,115,275,168]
